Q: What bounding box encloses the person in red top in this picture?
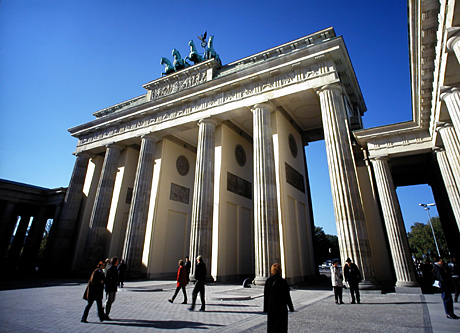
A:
[168,259,188,304]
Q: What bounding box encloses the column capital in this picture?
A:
[141,133,161,142]
[432,146,446,153]
[435,122,454,132]
[316,83,343,95]
[106,143,124,150]
[369,155,389,162]
[440,86,460,101]
[251,102,274,113]
[197,117,219,127]
[446,28,460,52]
[73,151,92,159]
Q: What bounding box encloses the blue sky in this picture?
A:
[0,1,438,235]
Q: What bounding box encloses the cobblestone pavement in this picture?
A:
[0,280,459,332]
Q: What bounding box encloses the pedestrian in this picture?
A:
[81,261,106,323]
[117,259,127,288]
[104,256,119,320]
[263,263,294,333]
[432,256,459,319]
[448,257,459,302]
[189,255,206,311]
[168,259,188,304]
[343,258,361,304]
[330,260,344,304]
[184,256,191,283]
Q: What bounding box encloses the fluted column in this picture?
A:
[447,30,460,66]
[440,88,460,139]
[370,156,418,287]
[252,103,280,285]
[123,134,159,273]
[189,118,217,279]
[435,148,460,232]
[86,144,122,265]
[437,123,460,190]
[317,84,376,285]
[47,152,90,270]
[7,210,32,269]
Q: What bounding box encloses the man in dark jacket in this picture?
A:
[432,256,459,319]
[189,255,206,311]
[344,257,361,304]
[104,256,119,320]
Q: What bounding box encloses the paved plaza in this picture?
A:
[0,279,459,332]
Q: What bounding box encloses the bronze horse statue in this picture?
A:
[160,57,175,76]
[205,35,221,66]
[186,40,204,65]
[172,49,190,71]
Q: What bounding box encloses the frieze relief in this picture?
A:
[150,71,208,100]
[77,61,332,147]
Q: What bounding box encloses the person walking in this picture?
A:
[189,255,206,311]
[330,260,344,304]
[117,259,127,288]
[263,263,294,333]
[81,261,106,323]
[168,259,188,304]
[448,257,459,302]
[344,258,361,304]
[432,256,459,319]
[184,256,191,283]
[104,256,119,320]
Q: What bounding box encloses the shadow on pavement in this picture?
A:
[97,318,224,329]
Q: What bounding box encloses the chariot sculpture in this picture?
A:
[160,32,221,76]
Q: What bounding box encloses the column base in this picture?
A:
[395,280,419,288]
[358,280,380,290]
[253,276,268,286]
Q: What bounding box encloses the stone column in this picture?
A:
[0,202,17,260]
[440,88,460,139]
[447,29,460,66]
[86,144,122,265]
[47,152,90,270]
[370,156,418,287]
[252,103,280,285]
[188,118,217,279]
[19,205,51,271]
[434,148,460,232]
[437,123,460,190]
[7,209,33,269]
[123,134,159,273]
[317,84,376,285]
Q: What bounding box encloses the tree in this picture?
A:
[407,217,449,260]
[314,226,339,264]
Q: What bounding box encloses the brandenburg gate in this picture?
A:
[45,20,460,289]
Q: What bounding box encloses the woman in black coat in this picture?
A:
[264,263,294,332]
[81,261,106,323]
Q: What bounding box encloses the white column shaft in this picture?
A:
[123,135,158,272]
[252,103,280,285]
[435,149,460,232]
[189,119,217,277]
[48,152,90,266]
[371,158,418,287]
[86,144,122,262]
[438,125,460,190]
[441,89,460,140]
[317,84,375,283]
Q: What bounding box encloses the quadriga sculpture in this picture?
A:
[172,49,190,71]
[160,57,175,76]
[186,40,204,65]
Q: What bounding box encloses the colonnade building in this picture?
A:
[3,1,459,288]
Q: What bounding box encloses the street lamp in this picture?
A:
[419,203,441,257]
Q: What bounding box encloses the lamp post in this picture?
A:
[419,203,441,257]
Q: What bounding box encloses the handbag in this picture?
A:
[432,280,441,288]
